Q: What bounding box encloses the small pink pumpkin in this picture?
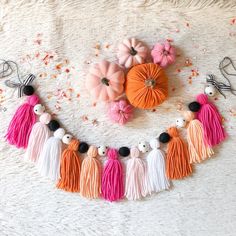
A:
[117,38,148,68]
[151,41,176,68]
[86,60,125,102]
[108,99,134,125]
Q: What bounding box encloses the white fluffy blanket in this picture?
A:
[0,1,236,235]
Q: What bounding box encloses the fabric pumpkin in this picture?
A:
[117,38,148,68]
[125,63,168,109]
[86,60,125,102]
[151,41,176,68]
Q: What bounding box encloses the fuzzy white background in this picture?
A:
[0,0,236,236]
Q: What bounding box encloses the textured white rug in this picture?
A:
[1,1,236,235]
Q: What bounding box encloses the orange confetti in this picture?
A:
[81,115,88,121]
[230,18,236,25]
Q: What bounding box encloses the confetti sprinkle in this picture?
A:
[230,18,236,25]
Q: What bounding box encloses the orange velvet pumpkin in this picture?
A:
[125,63,168,109]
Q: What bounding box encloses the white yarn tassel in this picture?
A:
[24,113,51,163]
[37,128,65,181]
[125,147,150,200]
[147,138,170,192]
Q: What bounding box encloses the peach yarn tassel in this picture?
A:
[184,111,214,163]
[166,127,192,179]
[80,145,101,199]
[57,140,81,192]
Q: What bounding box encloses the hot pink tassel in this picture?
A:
[24,113,51,163]
[5,95,40,149]
[102,148,124,202]
[196,93,226,147]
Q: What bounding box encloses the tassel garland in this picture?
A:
[80,146,101,199]
[184,111,214,163]
[57,139,81,192]
[166,127,192,179]
[37,128,65,181]
[125,146,150,200]
[102,148,124,202]
[5,95,40,148]
[196,94,226,147]
[147,138,170,192]
[24,113,51,163]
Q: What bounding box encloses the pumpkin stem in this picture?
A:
[130,47,137,56]
[145,78,156,88]
[101,77,109,86]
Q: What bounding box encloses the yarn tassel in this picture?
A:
[80,146,101,199]
[147,138,170,192]
[5,95,40,148]
[102,148,124,202]
[196,93,226,147]
[24,113,51,163]
[37,128,65,181]
[166,127,192,179]
[125,147,150,200]
[184,111,214,163]
[57,139,81,192]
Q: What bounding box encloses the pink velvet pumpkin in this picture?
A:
[117,38,148,68]
[151,41,176,68]
[86,60,125,102]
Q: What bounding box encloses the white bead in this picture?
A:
[98,145,108,156]
[62,134,73,144]
[138,141,149,153]
[33,104,45,115]
[176,117,187,128]
[54,128,65,139]
[149,138,160,149]
[205,84,217,97]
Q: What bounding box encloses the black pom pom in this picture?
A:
[119,146,130,157]
[159,132,171,143]
[23,85,34,96]
[79,142,89,153]
[188,101,201,112]
[48,120,60,131]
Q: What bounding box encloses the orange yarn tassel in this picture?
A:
[80,146,101,199]
[57,139,81,192]
[184,111,214,163]
[166,127,192,179]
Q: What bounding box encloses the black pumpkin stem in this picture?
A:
[130,47,137,56]
[101,77,109,86]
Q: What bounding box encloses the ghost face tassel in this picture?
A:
[102,148,124,202]
[147,138,170,192]
[166,127,192,180]
[37,128,65,181]
[196,94,226,147]
[24,110,51,163]
[80,146,102,199]
[184,110,214,163]
[125,147,150,200]
[5,94,40,148]
[57,139,81,192]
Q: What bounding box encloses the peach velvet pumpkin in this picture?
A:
[117,38,148,68]
[125,63,168,109]
[86,60,125,102]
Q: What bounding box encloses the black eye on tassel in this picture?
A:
[159,132,171,143]
[23,85,35,96]
[78,142,89,153]
[119,146,130,157]
[48,120,60,131]
[188,101,201,112]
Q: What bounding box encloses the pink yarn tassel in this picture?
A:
[196,94,226,147]
[102,148,124,202]
[5,95,40,149]
[24,113,51,163]
[125,147,150,200]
